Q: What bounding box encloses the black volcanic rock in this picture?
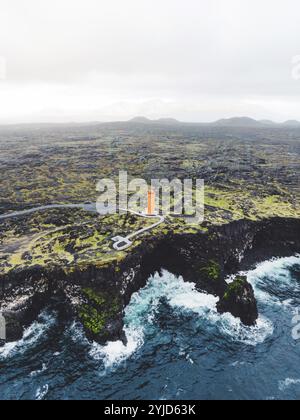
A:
[1,312,23,344]
[217,276,258,326]
[1,217,299,345]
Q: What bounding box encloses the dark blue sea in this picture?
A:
[1,256,300,400]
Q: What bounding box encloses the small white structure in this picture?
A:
[111,210,165,251]
[112,236,133,251]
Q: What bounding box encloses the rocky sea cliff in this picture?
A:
[1,216,299,346]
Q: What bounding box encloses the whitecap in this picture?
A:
[279,378,300,392]
[35,384,49,400]
[127,270,218,320]
[89,325,144,370]
[0,311,56,360]
[186,354,194,364]
[93,269,274,370]
[233,255,300,307]
[88,258,300,368]
[217,313,274,346]
[150,271,273,346]
[30,363,48,377]
[68,320,90,345]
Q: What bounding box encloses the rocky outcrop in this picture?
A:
[0,269,57,343]
[1,217,300,346]
[217,276,258,326]
[2,311,23,342]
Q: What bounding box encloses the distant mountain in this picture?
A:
[259,119,277,126]
[129,116,153,124]
[3,116,300,130]
[214,117,300,128]
[213,117,264,127]
[156,118,180,125]
[129,116,181,125]
[282,120,300,127]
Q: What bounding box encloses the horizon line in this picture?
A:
[0,115,300,127]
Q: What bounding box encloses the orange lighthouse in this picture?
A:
[147,188,156,215]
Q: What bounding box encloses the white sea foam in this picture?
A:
[159,271,273,346]
[250,255,300,279]
[0,311,56,360]
[69,320,90,345]
[91,268,277,368]
[247,255,300,282]
[35,384,49,400]
[162,271,272,345]
[279,378,300,392]
[30,363,48,377]
[69,320,142,371]
[89,326,144,369]
[126,270,218,320]
[217,312,273,345]
[239,255,300,305]
[86,256,300,367]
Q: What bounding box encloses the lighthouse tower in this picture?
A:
[147,188,156,216]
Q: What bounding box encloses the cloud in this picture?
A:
[0,0,300,122]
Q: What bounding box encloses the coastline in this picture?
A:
[1,216,299,346]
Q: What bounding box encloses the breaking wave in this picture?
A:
[89,262,280,368]
[0,310,56,360]
[1,255,300,400]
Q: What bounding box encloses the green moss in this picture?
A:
[79,305,106,335]
[9,253,24,267]
[79,288,122,337]
[82,288,106,306]
[253,195,296,218]
[223,276,247,300]
[1,172,299,276]
[51,239,74,263]
[200,260,221,281]
[75,232,106,249]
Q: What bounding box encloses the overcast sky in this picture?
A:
[0,0,300,123]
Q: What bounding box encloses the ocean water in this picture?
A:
[0,256,300,401]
